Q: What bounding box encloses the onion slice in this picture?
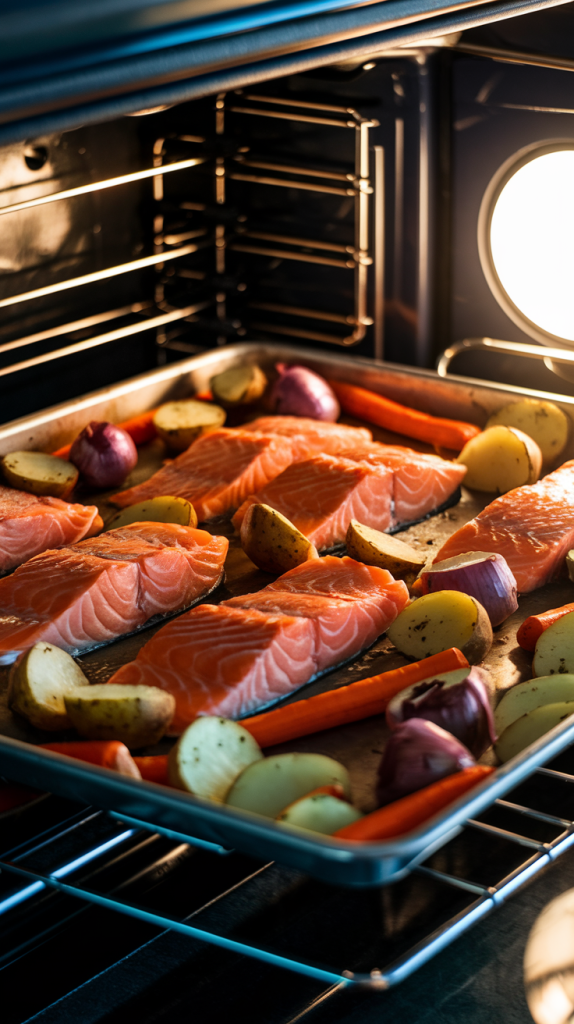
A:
[377,718,476,805]
[270,364,340,421]
[422,551,518,625]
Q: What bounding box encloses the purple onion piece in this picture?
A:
[422,551,518,626]
[270,363,340,422]
[377,718,476,806]
[70,421,138,489]
[385,666,497,758]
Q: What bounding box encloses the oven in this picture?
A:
[3,2,574,1022]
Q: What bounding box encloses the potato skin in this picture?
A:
[109,496,197,530]
[345,520,426,574]
[8,643,89,731]
[2,451,79,498]
[210,365,268,407]
[386,591,493,665]
[240,503,318,574]
[532,610,574,677]
[64,685,175,749]
[153,401,226,452]
[486,398,569,464]
[456,426,542,492]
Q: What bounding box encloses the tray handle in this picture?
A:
[437,337,574,377]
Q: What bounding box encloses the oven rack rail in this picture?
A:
[2,763,574,991]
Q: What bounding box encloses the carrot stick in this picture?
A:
[241,647,469,748]
[133,754,170,786]
[334,765,494,842]
[41,740,141,778]
[0,781,45,813]
[51,409,160,460]
[329,380,481,452]
[517,602,574,652]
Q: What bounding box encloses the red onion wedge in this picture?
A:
[421,551,518,626]
[376,718,476,806]
[70,421,138,489]
[385,666,497,758]
[270,364,340,421]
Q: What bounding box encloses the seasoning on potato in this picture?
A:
[345,520,426,575]
[210,364,268,407]
[239,502,318,574]
[168,716,263,801]
[456,425,542,492]
[532,610,574,677]
[63,684,176,749]
[2,451,79,499]
[108,495,198,530]
[8,642,90,731]
[386,590,493,664]
[486,398,569,464]
[153,400,226,451]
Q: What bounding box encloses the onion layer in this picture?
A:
[377,718,476,806]
[422,550,518,625]
[385,666,497,758]
[70,421,138,489]
[270,364,340,421]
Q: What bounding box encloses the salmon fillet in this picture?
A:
[244,416,372,460]
[107,555,409,732]
[434,460,574,592]
[0,486,102,573]
[337,443,467,523]
[112,428,295,520]
[0,522,228,654]
[232,454,393,549]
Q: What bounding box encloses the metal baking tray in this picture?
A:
[2,341,574,888]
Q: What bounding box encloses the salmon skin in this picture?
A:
[0,522,228,656]
[107,555,409,733]
[243,416,372,460]
[0,486,102,574]
[435,460,574,593]
[112,428,294,520]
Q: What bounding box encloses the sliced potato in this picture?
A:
[108,495,197,530]
[533,610,574,677]
[494,675,574,736]
[386,591,493,665]
[168,716,263,801]
[153,400,226,451]
[8,642,90,731]
[486,398,569,464]
[495,701,574,763]
[225,752,351,819]
[2,451,79,498]
[346,520,426,574]
[456,426,542,493]
[276,792,362,834]
[240,503,318,574]
[64,684,175,749]
[211,365,267,407]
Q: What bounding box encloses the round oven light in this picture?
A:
[479,144,574,345]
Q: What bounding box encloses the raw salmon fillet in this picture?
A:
[434,460,574,593]
[0,522,228,654]
[337,443,467,523]
[107,555,409,732]
[244,416,372,460]
[112,428,295,520]
[0,486,102,573]
[232,454,393,549]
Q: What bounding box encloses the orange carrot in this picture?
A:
[517,602,574,652]
[0,781,45,813]
[329,380,481,452]
[241,647,469,748]
[133,754,170,786]
[41,740,141,778]
[51,409,159,460]
[334,765,494,842]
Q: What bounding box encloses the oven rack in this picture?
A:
[3,758,574,992]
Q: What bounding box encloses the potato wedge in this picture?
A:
[108,495,198,530]
[240,503,318,574]
[210,364,267,407]
[225,752,351,818]
[346,520,426,574]
[8,642,90,731]
[153,400,226,451]
[486,398,569,464]
[64,684,175,749]
[495,701,574,763]
[2,451,78,498]
[533,610,574,677]
[168,716,263,801]
[494,675,574,736]
[386,591,493,665]
[456,426,542,492]
[276,792,362,834]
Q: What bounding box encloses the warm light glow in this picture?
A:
[489,149,574,341]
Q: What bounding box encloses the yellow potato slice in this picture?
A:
[486,398,569,464]
[2,451,78,498]
[386,591,493,665]
[168,716,263,801]
[225,752,352,819]
[210,364,267,407]
[64,684,175,749]
[276,792,362,834]
[108,495,197,530]
[8,642,90,731]
[240,503,318,574]
[153,400,226,451]
[495,701,574,763]
[456,426,542,492]
[494,675,574,736]
[345,520,426,574]
[532,611,574,677]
